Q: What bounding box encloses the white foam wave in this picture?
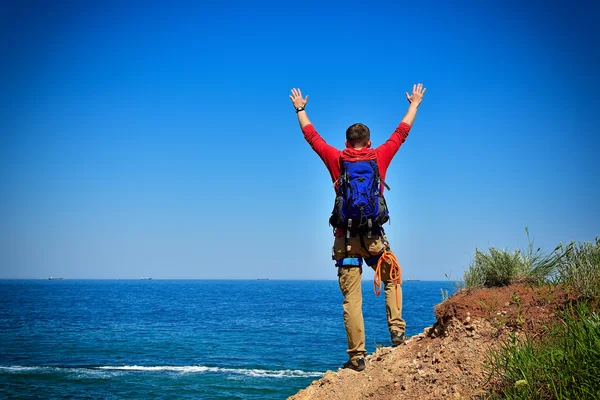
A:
[0,366,45,373]
[0,365,323,379]
[0,365,120,378]
[97,365,323,378]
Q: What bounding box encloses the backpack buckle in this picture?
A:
[346,219,352,252]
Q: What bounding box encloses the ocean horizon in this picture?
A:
[1,279,458,399]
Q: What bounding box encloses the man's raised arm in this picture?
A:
[377,83,427,170]
[289,88,341,180]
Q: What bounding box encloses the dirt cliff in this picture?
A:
[289,283,575,399]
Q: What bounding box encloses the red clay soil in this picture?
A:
[289,283,580,400]
[434,283,580,339]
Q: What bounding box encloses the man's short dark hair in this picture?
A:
[346,123,370,147]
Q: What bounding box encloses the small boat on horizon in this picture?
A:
[48,277,64,280]
[140,277,153,280]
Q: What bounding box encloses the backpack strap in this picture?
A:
[370,160,391,192]
[381,179,391,191]
[336,160,349,195]
[346,219,352,256]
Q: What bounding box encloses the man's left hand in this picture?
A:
[289,88,308,109]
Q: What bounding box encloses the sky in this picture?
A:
[1,0,598,280]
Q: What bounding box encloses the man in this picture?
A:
[289,84,426,371]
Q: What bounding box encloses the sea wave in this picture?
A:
[0,366,43,373]
[0,365,323,378]
[0,365,119,379]
[97,365,323,378]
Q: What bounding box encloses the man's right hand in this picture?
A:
[405,83,426,107]
[401,83,426,126]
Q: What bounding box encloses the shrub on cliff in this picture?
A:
[556,237,600,299]
[463,228,559,289]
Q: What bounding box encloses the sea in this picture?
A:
[0,279,458,399]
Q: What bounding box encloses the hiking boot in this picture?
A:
[342,357,365,372]
[391,330,406,346]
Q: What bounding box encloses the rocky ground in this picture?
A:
[289,283,576,400]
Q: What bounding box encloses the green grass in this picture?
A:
[463,228,561,290]
[463,247,525,288]
[486,304,600,399]
[460,232,600,399]
[556,238,600,299]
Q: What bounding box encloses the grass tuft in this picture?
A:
[459,231,600,398]
[556,238,600,299]
[486,304,600,399]
[463,228,568,290]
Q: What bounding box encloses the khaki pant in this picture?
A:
[333,233,406,361]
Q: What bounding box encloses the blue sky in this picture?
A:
[1,1,598,279]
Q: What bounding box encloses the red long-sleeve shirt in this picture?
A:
[302,122,411,190]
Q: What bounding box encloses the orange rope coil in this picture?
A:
[373,250,402,309]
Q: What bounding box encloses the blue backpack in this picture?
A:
[329,159,390,234]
